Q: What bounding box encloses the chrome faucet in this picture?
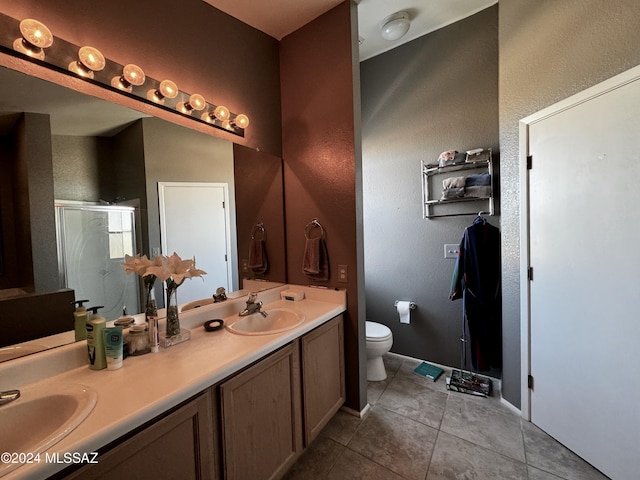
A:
[239,292,268,317]
[0,389,20,406]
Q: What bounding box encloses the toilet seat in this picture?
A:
[366,321,392,342]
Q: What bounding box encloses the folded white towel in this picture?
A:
[442,176,466,189]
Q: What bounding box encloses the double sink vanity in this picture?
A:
[0,285,347,480]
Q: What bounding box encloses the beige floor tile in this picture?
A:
[440,394,525,462]
[347,405,437,480]
[326,448,405,480]
[283,436,344,480]
[377,375,448,429]
[527,465,567,480]
[426,431,527,480]
[320,409,364,446]
[522,421,610,480]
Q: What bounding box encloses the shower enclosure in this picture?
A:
[55,202,140,321]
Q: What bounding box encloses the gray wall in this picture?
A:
[140,117,238,294]
[361,7,499,369]
[499,0,640,407]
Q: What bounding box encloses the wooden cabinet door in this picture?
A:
[220,341,302,480]
[64,390,217,480]
[301,314,345,445]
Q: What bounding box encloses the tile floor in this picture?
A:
[285,353,609,480]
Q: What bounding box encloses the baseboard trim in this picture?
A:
[341,402,371,419]
[500,396,521,416]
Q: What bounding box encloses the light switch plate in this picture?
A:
[444,244,459,259]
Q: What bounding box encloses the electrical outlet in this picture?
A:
[241,259,249,273]
[338,264,348,283]
[444,244,459,259]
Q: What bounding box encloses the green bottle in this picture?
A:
[72,299,90,341]
[86,306,107,370]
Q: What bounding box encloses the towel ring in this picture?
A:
[251,222,266,240]
[304,218,325,239]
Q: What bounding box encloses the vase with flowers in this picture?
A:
[145,252,207,337]
[121,254,160,321]
[122,252,206,340]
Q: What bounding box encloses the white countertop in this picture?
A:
[0,285,346,480]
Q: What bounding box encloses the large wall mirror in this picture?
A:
[0,64,286,360]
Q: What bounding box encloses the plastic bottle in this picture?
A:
[86,306,107,370]
[103,326,123,370]
[72,299,90,341]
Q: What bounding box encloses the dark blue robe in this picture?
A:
[450,216,501,371]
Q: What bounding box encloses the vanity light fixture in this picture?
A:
[110,64,146,92]
[13,19,53,60]
[177,93,206,114]
[201,105,230,124]
[0,12,248,136]
[380,11,410,41]
[68,46,106,79]
[146,79,179,104]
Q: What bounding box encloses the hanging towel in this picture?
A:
[248,238,268,274]
[302,237,329,281]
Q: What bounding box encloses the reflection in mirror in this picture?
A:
[0,65,285,361]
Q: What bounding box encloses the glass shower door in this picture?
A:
[56,203,139,321]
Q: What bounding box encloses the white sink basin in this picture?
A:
[226,308,305,335]
[0,383,97,477]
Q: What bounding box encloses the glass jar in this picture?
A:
[114,316,136,359]
[127,324,150,356]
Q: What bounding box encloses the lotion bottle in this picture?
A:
[72,299,90,341]
[86,306,107,370]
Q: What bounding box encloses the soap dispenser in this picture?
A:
[72,299,90,341]
[86,306,107,370]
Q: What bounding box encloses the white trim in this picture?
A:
[341,403,371,419]
[499,396,521,416]
[518,63,640,421]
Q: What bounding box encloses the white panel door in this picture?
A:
[527,73,640,479]
[158,182,231,305]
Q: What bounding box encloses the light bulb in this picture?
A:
[68,46,105,79]
[233,114,250,129]
[201,111,216,123]
[177,94,206,114]
[213,105,230,121]
[147,79,178,104]
[13,19,54,60]
[111,64,146,92]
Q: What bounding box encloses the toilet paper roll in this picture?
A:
[396,301,412,324]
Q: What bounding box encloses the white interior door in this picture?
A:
[523,68,640,479]
[158,182,232,305]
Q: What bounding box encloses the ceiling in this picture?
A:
[203,0,497,61]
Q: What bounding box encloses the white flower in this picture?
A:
[121,254,153,276]
[144,252,207,288]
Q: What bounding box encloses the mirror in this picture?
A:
[0,65,286,359]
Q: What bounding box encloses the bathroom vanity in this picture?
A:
[0,285,346,480]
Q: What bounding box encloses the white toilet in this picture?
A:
[365,321,394,381]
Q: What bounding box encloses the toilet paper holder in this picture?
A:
[394,301,416,310]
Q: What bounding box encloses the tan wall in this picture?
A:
[280,2,365,410]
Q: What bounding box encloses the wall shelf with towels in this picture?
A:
[421,151,495,219]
